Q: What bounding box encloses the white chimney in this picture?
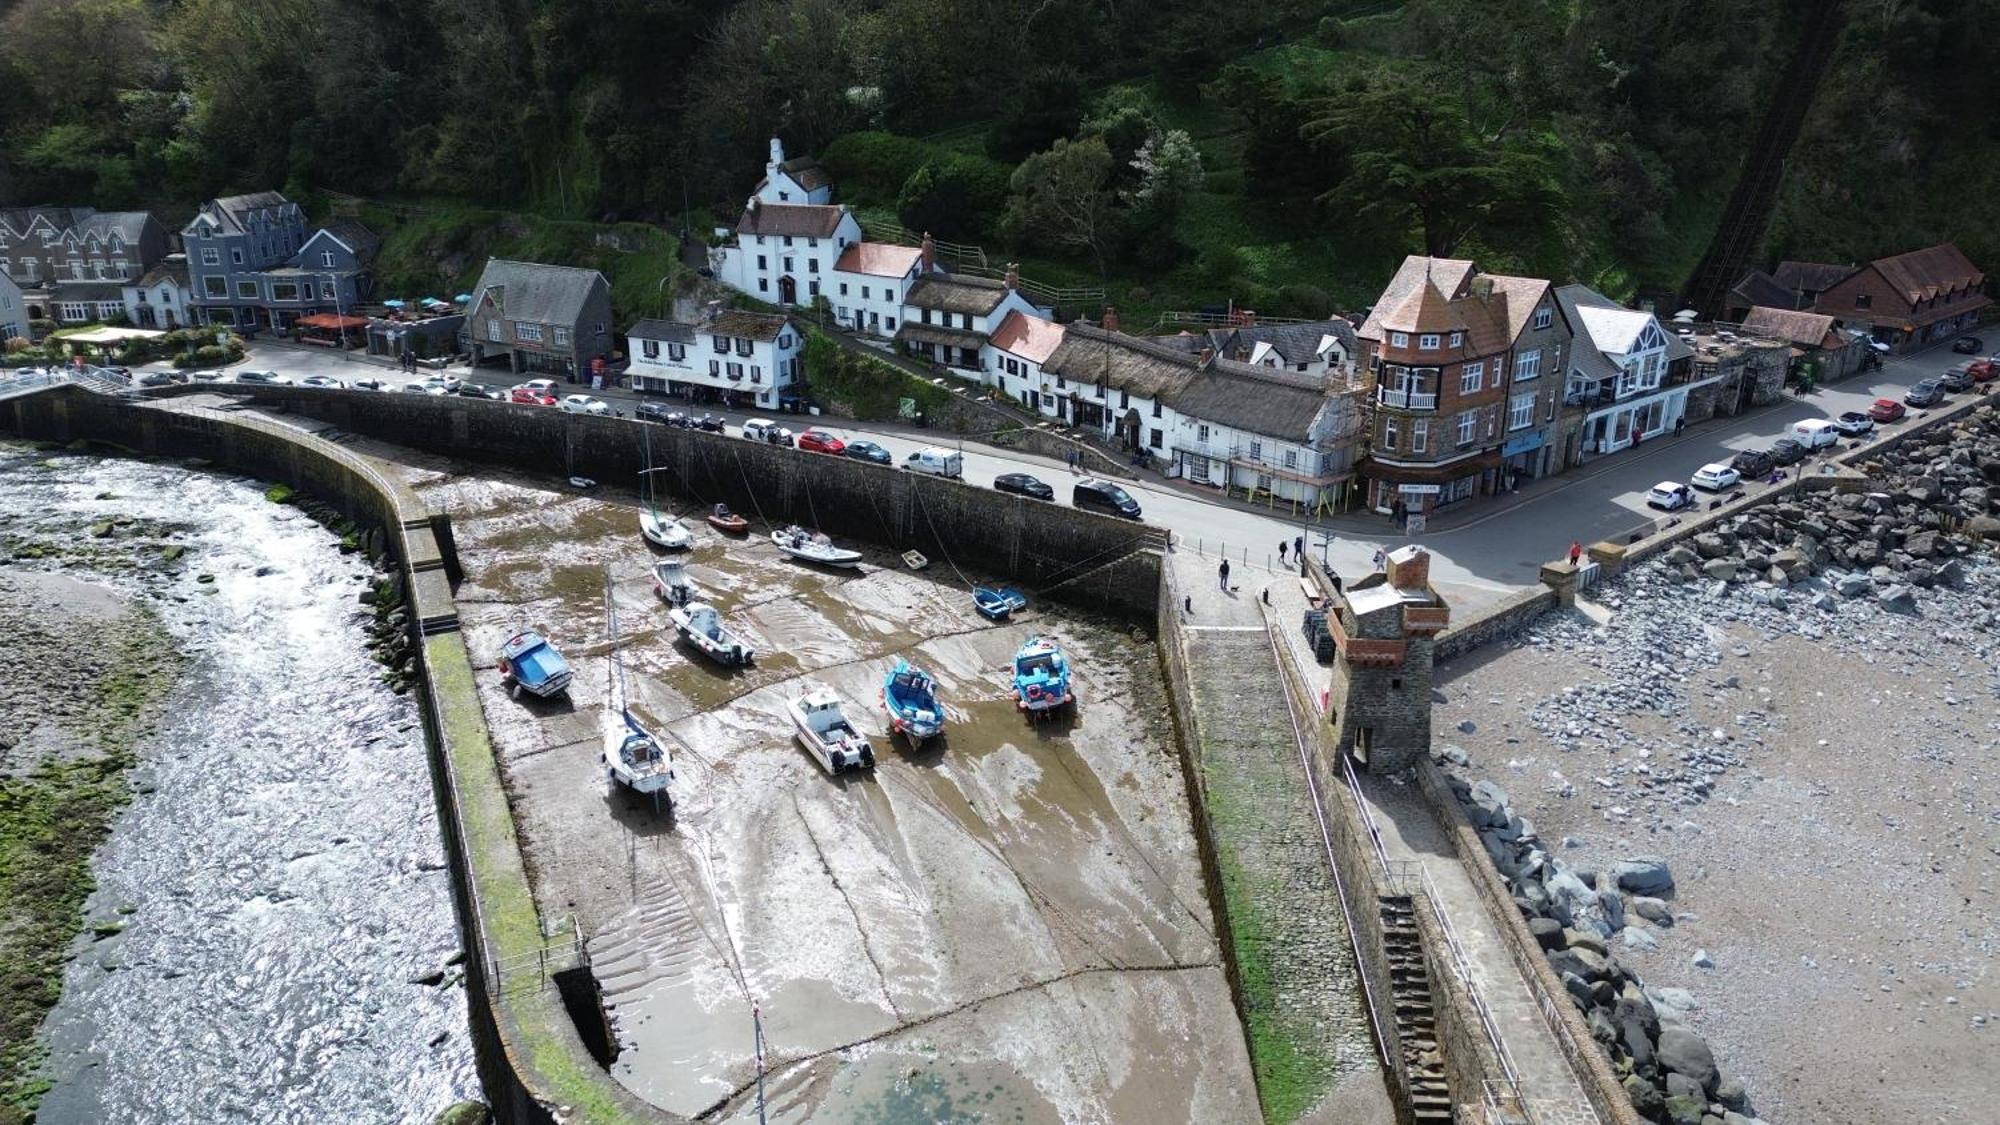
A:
[768,137,785,172]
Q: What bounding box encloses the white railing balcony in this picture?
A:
[1376,387,1438,410]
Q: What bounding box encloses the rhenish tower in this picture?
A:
[1325,544,1451,773]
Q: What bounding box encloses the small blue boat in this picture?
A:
[498,629,573,699]
[882,659,945,745]
[973,586,1029,621]
[1010,636,1072,715]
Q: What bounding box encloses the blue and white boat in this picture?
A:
[498,629,573,699]
[973,586,1028,622]
[1010,636,1072,715]
[881,659,944,746]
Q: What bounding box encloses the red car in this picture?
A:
[1867,397,1906,423]
[1966,359,1997,383]
[796,429,846,454]
[509,387,557,406]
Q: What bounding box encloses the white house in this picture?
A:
[712,200,864,308]
[1028,319,1189,451]
[1191,316,1357,378]
[752,138,833,205]
[120,254,194,330]
[830,242,923,337]
[0,271,25,341]
[1555,284,1703,456]
[895,264,1043,371]
[1170,360,1362,508]
[626,303,806,410]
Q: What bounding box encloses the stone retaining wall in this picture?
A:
[1433,586,1559,666]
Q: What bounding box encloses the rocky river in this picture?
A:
[0,442,478,1124]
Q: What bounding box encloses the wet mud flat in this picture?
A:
[422,466,1258,1123]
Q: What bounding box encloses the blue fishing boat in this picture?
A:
[881,659,944,745]
[973,586,1029,621]
[1010,636,1072,714]
[498,630,573,699]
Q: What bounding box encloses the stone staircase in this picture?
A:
[1381,894,1454,1123]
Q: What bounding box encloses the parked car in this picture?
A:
[1831,411,1875,436]
[1935,367,1973,393]
[509,387,557,406]
[843,439,892,464]
[1728,448,1774,478]
[350,378,389,392]
[189,370,230,383]
[1645,481,1694,511]
[1966,359,1997,383]
[299,375,345,389]
[520,378,558,396]
[1790,418,1841,448]
[903,447,964,479]
[402,380,443,395]
[1691,462,1741,491]
[777,390,822,415]
[455,382,503,399]
[1766,438,1807,466]
[1868,397,1907,422]
[1073,478,1142,519]
[634,402,678,424]
[797,429,846,454]
[1951,335,1984,354]
[994,472,1055,501]
[560,394,610,415]
[693,413,726,432]
[134,371,175,388]
[1903,380,1945,407]
[234,370,291,385]
[741,418,794,445]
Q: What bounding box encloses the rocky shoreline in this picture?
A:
[1438,402,2000,1125]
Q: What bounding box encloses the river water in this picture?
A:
[2,443,479,1124]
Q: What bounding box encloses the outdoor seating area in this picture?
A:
[295,313,368,348]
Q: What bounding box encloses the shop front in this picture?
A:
[1364,450,1500,514]
[1500,428,1548,485]
[1582,388,1687,456]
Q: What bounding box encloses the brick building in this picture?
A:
[1809,243,1989,353]
[1323,545,1449,774]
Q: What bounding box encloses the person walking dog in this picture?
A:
[1218,559,1231,591]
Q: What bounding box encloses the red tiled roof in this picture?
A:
[833,242,922,278]
[1377,278,1466,334]
[1870,242,1985,303]
[989,310,1065,364]
[1358,255,1475,341]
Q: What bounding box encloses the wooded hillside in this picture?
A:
[2,0,1992,315]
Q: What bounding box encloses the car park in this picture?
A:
[1951,335,1984,354]
[300,375,345,389]
[1766,438,1807,466]
[1073,478,1142,519]
[1691,462,1742,491]
[797,429,846,454]
[903,447,964,478]
[1791,418,1841,448]
[994,472,1055,501]
[1832,411,1875,436]
[1645,481,1694,511]
[1868,397,1906,422]
[843,439,891,464]
[509,387,557,406]
[1903,380,1944,407]
[234,370,291,385]
[560,394,610,415]
[1728,449,1774,478]
[1936,367,1973,393]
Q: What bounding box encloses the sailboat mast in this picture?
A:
[754,1002,768,1124]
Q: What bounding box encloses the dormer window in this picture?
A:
[1448,331,1463,347]
[1419,333,1440,350]
[1391,332,1409,347]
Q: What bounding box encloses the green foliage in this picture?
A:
[986,65,1087,164]
[894,158,1009,241]
[1001,137,1116,271]
[800,330,949,421]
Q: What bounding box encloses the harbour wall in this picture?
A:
[1,385,679,1125]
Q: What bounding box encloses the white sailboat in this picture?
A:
[599,571,673,808]
[770,525,862,568]
[640,427,693,550]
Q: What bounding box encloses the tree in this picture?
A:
[1305,73,1562,258]
[986,65,1086,163]
[1000,136,1115,273]
[897,158,1003,241]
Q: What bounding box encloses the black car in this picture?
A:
[994,472,1054,500]
[693,412,727,432]
[1952,335,1984,354]
[843,439,892,465]
[635,402,678,424]
[1904,379,1945,407]
[134,371,175,387]
[1766,438,1807,466]
[454,382,503,399]
[1936,368,1973,393]
[1073,478,1142,519]
[1729,448,1775,478]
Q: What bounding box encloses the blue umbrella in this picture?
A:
[383,299,406,308]
[454,293,473,303]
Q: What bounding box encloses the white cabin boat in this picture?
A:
[787,686,876,774]
[668,601,754,666]
[651,559,697,607]
[641,507,694,550]
[771,525,862,569]
[603,710,674,803]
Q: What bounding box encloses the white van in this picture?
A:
[902,447,963,479]
[1792,418,1841,448]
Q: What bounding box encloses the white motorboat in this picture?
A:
[786,686,876,774]
[770,525,862,568]
[599,570,673,809]
[651,558,697,607]
[668,601,754,666]
[641,505,694,549]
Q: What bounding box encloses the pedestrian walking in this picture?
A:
[1218,559,1231,591]
[1330,571,1343,596]
[1372,547,1386,571]
[1569,540,1582,569]
[1279,540,1288,563]
[1294,535,1304,562]
[1261,587,1270,606]
[1183,595,1191,615]
[1674,416,1686,437]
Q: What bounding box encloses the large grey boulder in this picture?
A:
[1632,896,1674,926]
[1467,779,1511,828]
[1665,1071,1705,1101]
[1702,558,1739,581]
[1658,1026,1719,1090]
[1613,856,1675,895]
[1878,584,1918,614]
[1693,533,1730,559]
[1836,572,1873,598]
[1528,916,1564,950]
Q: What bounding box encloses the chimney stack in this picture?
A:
[1386,544,1431,593]
[1004,261,1019,291]
[1242,310,1257,327]
[769,136,785,170]
[1198,346,1215,366]
[919,231,936,274]
[1102,305,1119,333]
[1470,276,1493,299]
[704,299,723,321]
